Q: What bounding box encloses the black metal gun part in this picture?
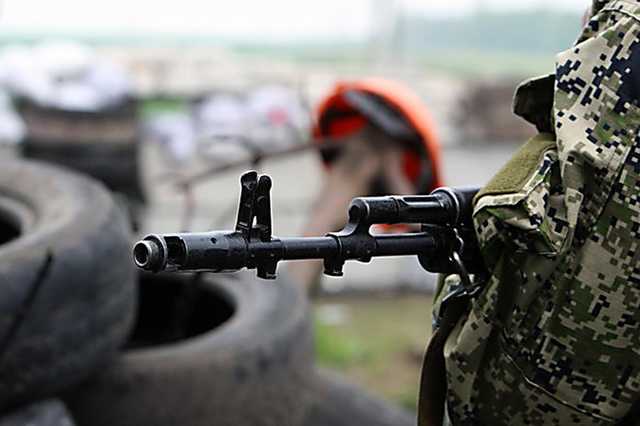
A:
[133,171,484,279]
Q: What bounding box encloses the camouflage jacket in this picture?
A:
[434,1,640,424]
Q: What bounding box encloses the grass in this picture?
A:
[139,97,189,118]
[314,319,371,368]
[313,295,433,412]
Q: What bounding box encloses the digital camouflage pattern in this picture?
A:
[433,1,640,424]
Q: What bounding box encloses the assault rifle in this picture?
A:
[133,171,485,283]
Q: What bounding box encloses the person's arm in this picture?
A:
[288,133,382,294]
[287,127,415,295]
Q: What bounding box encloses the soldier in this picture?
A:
[422,1,640,425]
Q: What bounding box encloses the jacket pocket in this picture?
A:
[473,133,570,268]
[469,333,618,425]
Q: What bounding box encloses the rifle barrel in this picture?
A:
[133,231,439,274]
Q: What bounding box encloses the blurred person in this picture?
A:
[287,78,443,294]
[421,1,640,425]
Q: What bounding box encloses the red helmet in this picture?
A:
[314,78,444,193]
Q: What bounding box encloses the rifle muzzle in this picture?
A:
[133,231,250,273]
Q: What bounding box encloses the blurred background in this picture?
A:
[0,0,586,413]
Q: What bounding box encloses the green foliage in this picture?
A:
[233,9,583,76]
[400,9,581,55]
[314,319,371,368]
[397,388,420,412]
[313,296,433,412]
[139,97,188,118]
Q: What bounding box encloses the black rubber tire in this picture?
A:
[17,98,146,203]
[303,369,415,426]
[22,142,145,201]
[0,400,75,426]
[0,159,137,411]
[22,141,146,230]
[65,272,315,426]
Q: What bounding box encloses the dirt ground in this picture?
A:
[314,294,434,412]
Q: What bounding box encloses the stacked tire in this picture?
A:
[65,272,316,426]
[0,400,75,426]
[64,272,414,426]
[0,159,136,423]
[17,98,145,228]
[0,159,415,426]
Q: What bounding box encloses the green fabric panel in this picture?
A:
[475,132,556,202]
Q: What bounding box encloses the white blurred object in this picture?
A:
[54,82,103,111]
[192,85,310,161]
[33,41,94,77]
[84,61,133,106]
[144,112,196,164]
[0,46,51,102]
[194,94,249,159]
[0,41,133,111]
[245,85,310,150]
[196,93,246,140]
[0,92,25,145]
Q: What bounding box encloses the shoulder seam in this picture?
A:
[600,1,640,23]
